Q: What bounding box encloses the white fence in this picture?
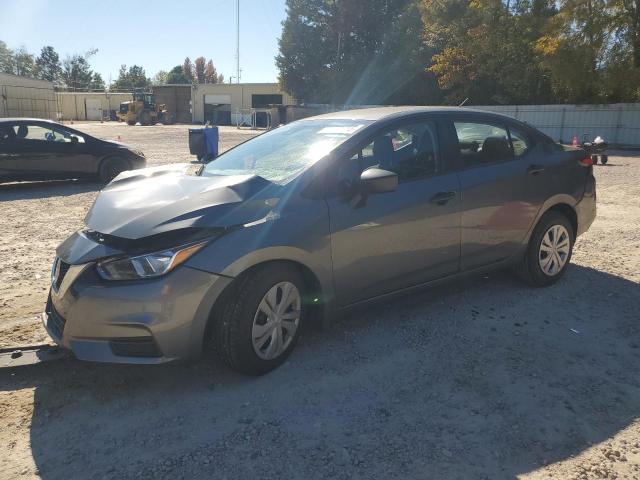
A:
[471,103,640,147]
[0,73,57,120]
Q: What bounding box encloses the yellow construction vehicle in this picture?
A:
[116,91,173,125]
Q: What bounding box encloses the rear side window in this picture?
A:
[454,122,512,167]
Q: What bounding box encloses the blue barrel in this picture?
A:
[188,128,206,158]
[203,127,219,160]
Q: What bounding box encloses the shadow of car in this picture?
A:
[1,265,638,478]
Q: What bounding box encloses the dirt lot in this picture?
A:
[1,122,639,479]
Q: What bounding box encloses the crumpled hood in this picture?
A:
[84,163,277,240]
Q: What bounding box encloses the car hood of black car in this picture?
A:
[84,163,278,240]
[98,139,133,150]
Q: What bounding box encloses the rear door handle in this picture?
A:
[429,191,456,205]
[528,164,545,175]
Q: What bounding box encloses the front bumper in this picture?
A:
[42,261,232,364]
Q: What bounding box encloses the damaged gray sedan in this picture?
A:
[44,107,596,374]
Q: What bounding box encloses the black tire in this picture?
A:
[127,120,135,126]
[600,154,608,165]
[591,154,598,165]
[99,157,129,183]
[515,211,575,287]
[212,264,306,375]
[139,110,152,126]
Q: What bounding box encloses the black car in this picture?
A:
[0,118,146,183]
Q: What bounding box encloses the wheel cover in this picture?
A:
[538,224,570,276]
[251,281,301,360]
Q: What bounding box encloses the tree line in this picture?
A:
[276,0,640,105]
[0,41,224,91]
[152,57,224,87]
[0,41,105,90]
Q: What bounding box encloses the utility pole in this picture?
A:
[236,0,241,84]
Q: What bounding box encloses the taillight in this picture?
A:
[579,156,593,166]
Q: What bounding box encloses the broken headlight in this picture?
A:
[96,242,206,281]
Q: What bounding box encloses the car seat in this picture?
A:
[417,130,437,174]
[16,125,28,139]
[481,136,511,162]
[373,136,394,170]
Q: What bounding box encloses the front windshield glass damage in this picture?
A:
[201,119,371,183]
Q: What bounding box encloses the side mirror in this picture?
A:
[359,167,398,194]
[70,135,79,144]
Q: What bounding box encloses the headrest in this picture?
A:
[482,136,511,160]
[16,125,28,138]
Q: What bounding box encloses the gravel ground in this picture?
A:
[0,122,639,479]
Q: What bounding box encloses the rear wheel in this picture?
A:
[212,264,305,375]
[515,211,574,286]
[99,157,129,183]
[600,154,608,165]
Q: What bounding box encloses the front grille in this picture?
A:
[45,297,66,341]
[109,337,162,358]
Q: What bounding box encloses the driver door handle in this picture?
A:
[528,164,545,175]
[429,191,456,205]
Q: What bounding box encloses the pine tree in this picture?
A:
[195,56,206,83]
[35,46,61,82]
[204,60,219,83]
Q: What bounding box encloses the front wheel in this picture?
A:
[99,157,129,183]
[212,264,305,375]
[515,211,574,287]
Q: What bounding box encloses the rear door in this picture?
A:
[447,117,540,270]
[327,116,461,305]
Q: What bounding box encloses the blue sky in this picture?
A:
[0,0,287,84]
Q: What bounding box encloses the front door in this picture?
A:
[327,118,461,306]
[6,123,93,179]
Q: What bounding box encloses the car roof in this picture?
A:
[0,118,61,125]
[305,106,514,122]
